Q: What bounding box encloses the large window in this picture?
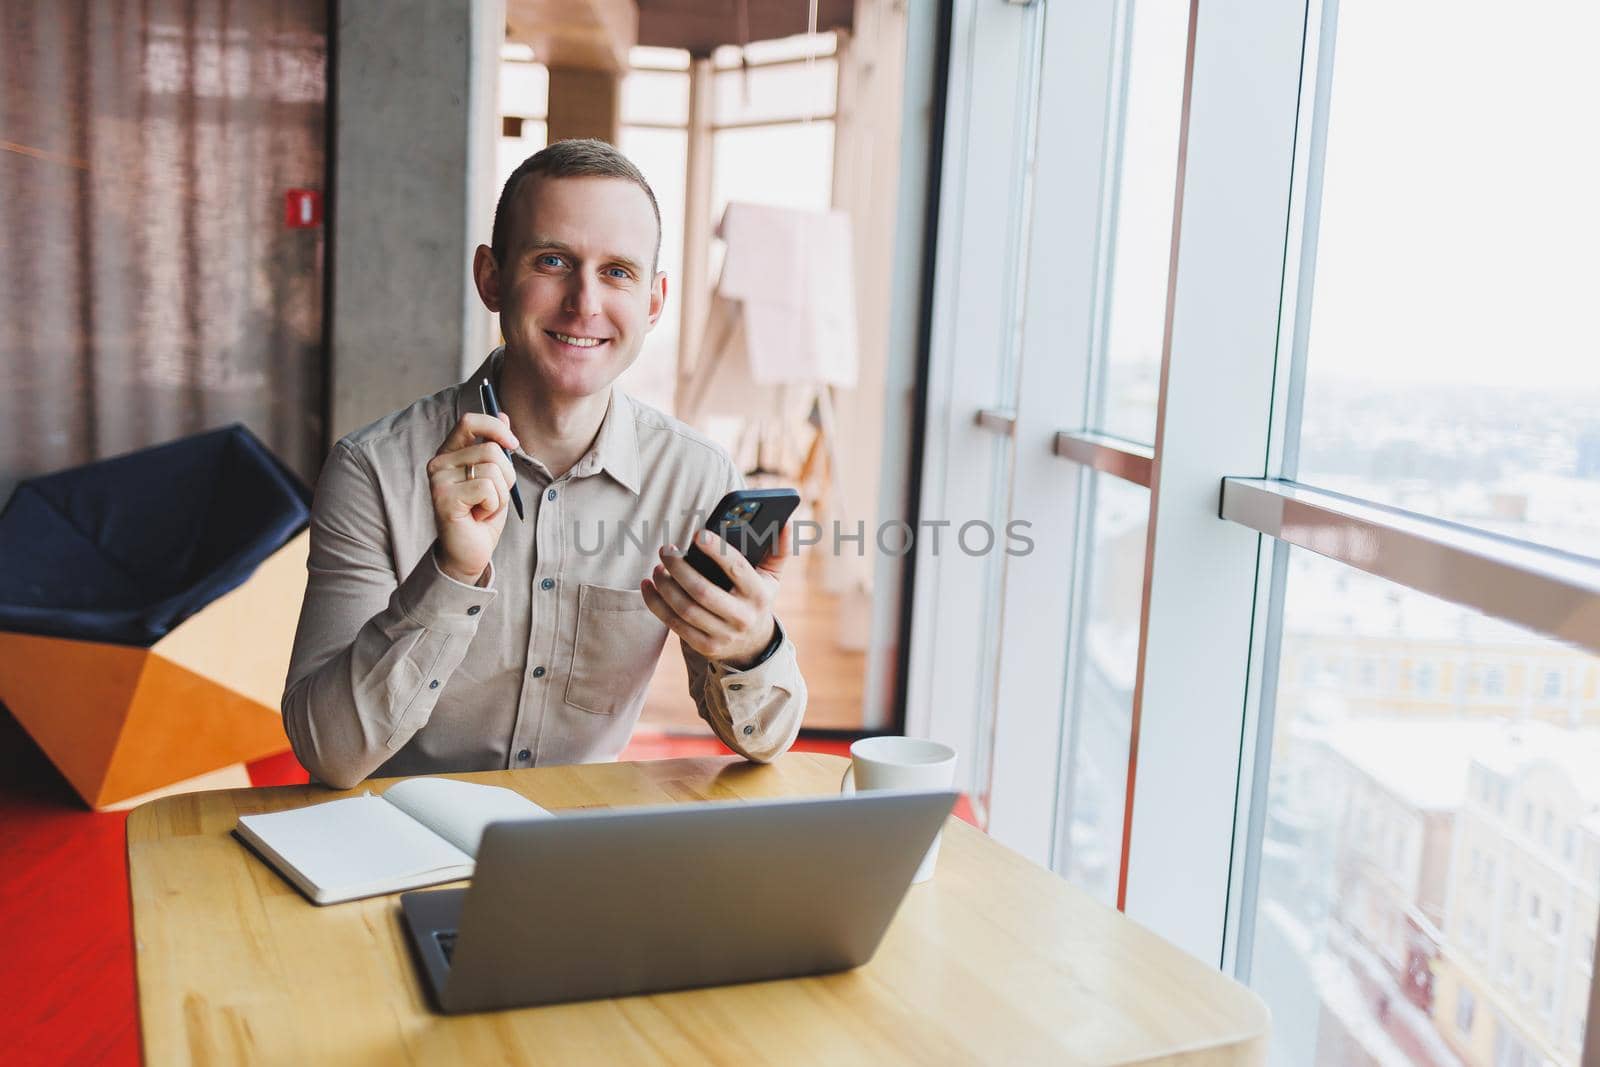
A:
[1233,5,1600,1063]
[1291,4,1600,559]
[913,0,1600,1064]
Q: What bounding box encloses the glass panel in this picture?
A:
[1246,549,1599,1066]
[630,45,689,71]
[710,123,834,221]
[1292,5,1600,560]
[1057,473,1149,904]
[621,69,688,126]
[713,60,836,126]
[500,61,548,119]
[1093,0,1188,446]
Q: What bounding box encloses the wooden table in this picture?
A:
[127,753,1269,1065]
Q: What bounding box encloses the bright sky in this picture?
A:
[1104,1,1600,397]
[1307,2,1600,388]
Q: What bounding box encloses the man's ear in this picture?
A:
[472,244,501,313]
[648,271,668,327]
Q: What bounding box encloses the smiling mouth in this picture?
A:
[545,330,609,349]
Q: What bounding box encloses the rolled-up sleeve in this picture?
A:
[673,460,807,761]
[281,441,496,788]
[682,622,806,762]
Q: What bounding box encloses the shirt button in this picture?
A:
[516,749,531,762]
[743,725,754,735]
[547,488,557,501]
[532,666,546,678]
[466,605,480,616]
[540,577,555,591]
[428,679,440,689]
[728,683,744,691]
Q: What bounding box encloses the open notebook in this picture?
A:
[234,777,552,905]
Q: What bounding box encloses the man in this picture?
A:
[283,140,807,789]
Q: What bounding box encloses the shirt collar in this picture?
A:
[585,388,642,496]
[456,347,642,496]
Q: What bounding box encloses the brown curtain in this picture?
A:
[0,0,328,500]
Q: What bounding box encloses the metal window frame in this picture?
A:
[1221,478,1600,658]
[1217,0,1336,983]
[1115,0,1310,962]
[710,113,837,132]
[1052,430,1153,488]
[1033,0,1133,886]
[974,407,1018,435]
[711,42,839,73]
[903,0,1049,805]
[620,119,687,132]
[980,0,1124,867]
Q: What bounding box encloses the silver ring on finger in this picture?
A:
[466,464,476,481]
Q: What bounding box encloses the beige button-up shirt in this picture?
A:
[282,351,807,788]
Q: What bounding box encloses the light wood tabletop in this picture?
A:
[127,752,1269,1066]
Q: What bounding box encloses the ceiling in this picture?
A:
[505,0,637,71]
[636,0,854,56]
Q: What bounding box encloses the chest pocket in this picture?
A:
[564,583,669,715]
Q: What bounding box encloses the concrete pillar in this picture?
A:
[545,67,621,144]
[329,0,503,442]
[674,56,716,412]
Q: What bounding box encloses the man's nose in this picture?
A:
[563,272,604,318]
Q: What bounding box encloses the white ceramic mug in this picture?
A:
[839,736,958,884]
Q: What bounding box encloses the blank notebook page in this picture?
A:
[238,794,470,890]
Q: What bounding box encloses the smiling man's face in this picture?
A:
[477,174,666,402]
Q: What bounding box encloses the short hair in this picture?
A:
[490,139,662,272]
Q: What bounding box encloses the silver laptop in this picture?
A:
[400,789,958,1014]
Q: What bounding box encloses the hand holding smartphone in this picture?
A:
[684,489,801,590]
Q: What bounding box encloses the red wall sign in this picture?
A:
[284,189,322,228]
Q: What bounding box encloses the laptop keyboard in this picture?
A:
[433,930,458,966]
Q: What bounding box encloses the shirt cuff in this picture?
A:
[393,545,499,633]
[712,620,787,677]
[711,624,797,725]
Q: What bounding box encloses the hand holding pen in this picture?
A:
[479,380,525,521]
[424,382,522,586]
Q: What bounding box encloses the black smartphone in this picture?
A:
[684,488,801,591]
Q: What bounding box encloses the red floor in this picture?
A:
[1,708,972,1066]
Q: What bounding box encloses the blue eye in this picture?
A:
[605,267,629,279]
[537,254,564,268]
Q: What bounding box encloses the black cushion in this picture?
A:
[0,425,311,647]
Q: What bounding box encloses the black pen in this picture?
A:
[479,380,525,521]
